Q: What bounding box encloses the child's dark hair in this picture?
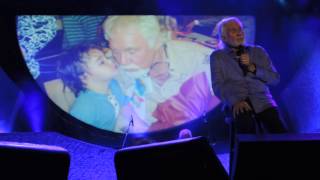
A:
[57,43,103,95]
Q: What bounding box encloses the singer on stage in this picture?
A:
[210,17,288,134]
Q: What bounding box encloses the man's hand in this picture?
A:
[233,100,252,118]
[240,53,256,73]
[240,53,250,66]
[148,61,170,86]
[247,63,256,73]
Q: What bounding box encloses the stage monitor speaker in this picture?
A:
[232,134,320,180]
[0,141,70,180]
[114,136,228,180]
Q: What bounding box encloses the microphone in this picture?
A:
[121,115,134,148]
[236,45,245,57]
[236,45,248,76]
[130,115,134,127]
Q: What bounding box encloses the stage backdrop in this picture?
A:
[16,15,255,134]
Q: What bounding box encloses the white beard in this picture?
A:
[114,65,155,126]
[116,65,153,94]
[123,69,149,80]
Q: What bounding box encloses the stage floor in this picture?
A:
[0,132,229,179]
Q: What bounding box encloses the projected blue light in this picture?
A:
[0,68,24,132]
[277,0,288,7]
[22,85,45,132]
[282,42,320,133]
[0,118,9,133]
[155,0,197,13]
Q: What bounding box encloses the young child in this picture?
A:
[58,44,148,133]
[58,43,128,131]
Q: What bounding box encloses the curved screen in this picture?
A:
[17,15,255,133]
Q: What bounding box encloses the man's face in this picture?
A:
[108,25,157,72]
[222,20,245,47]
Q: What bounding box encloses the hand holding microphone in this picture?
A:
[239,53,250,66]
[236,46,256,75]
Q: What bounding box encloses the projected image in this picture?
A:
[17,15,255,133]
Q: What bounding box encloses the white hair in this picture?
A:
[216,17,243,40]
[103,15,163,48]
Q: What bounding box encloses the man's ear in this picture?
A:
[221,34,227,42]
[104,33,109,41]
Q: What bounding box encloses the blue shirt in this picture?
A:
[70,79,128,131]
[210,45,279,113]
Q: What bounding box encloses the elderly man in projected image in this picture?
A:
[103,16,220,132]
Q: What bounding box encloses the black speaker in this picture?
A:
[114,136,228,180]
[232,134,320,180]
[0,141,70,179]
